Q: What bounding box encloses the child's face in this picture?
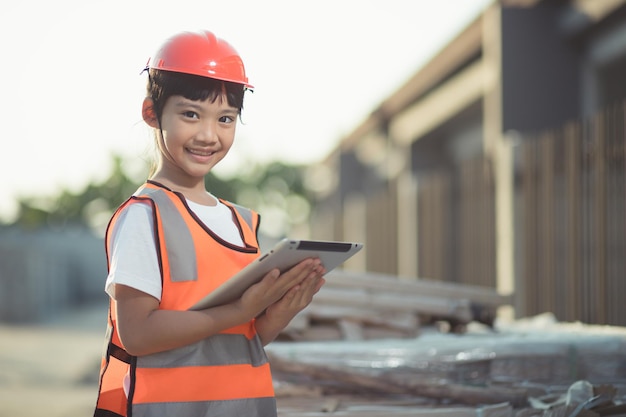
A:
[155,94,238,181]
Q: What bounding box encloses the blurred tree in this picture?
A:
[6,154,312,239]
[10,155,143,231]
[231,161,313,238]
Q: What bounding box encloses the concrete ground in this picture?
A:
[0,303,107,417]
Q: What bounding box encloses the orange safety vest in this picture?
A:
[94,181,276,417]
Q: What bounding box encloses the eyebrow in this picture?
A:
[173,100,238,114]
[173,100,203,110]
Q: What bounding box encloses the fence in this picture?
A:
[417,158,497,289]
[517,102,626,325]
[412,103,625,325]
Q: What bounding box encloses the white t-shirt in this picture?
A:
[105,197,244,301]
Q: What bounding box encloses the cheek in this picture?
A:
[160,125,183,147]
[155,129,180,160]
[156,133,170,154]
[221,130,236,151]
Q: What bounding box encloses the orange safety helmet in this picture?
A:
[147,30,253,89]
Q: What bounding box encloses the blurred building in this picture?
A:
[0,226,107,322]
[308,0,626,325]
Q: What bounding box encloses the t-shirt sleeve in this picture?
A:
[105,202,162,301]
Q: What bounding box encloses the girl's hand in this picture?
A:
[264,267,325,321]
[253,261,326,344]
[236,258,324,319]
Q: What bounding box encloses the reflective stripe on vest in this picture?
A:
[137,332,267,368]
[94,182,274,417]
[141,187,197,282]
[133,397,277,417]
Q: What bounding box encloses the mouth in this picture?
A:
[187,148,216,157]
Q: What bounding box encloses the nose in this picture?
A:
[196,120,218,144]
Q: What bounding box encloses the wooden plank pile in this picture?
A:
[271,372,626,417]
[266,271,626,416]
[268,351,529,407]
[278,270,513,341]
[267,308,626,416]
[268,338,626,407]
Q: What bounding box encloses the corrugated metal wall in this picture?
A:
[364,187,398,275]
[517,102,626,325]
[416,158,497,288]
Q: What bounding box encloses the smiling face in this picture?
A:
[143,94,238,190]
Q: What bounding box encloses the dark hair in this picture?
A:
[147,69,246,122]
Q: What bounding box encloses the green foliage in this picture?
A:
[5,154,313,238]
[8,155,142,231]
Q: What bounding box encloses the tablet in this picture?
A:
[190,238,363,310]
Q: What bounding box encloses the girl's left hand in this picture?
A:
[264,266,326,326]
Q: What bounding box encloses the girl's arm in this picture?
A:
[113,258,323,356]
[113,285,250,356]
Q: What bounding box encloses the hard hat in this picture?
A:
[147,30,253,88]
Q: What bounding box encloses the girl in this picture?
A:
[94,30,326,417]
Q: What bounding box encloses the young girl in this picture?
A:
[94,30,326,417]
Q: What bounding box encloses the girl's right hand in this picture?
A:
[237,258,322,318]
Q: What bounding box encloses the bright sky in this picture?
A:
[0,0,492,221]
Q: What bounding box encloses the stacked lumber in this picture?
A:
[268,314,626,415]
[279,270,512,341]
[268,352,529,408]
[269,282,626,416]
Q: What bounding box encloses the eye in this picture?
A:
[182,111,199,119]
[219,115,235,123]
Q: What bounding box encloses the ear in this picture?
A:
[142,98,159,128]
